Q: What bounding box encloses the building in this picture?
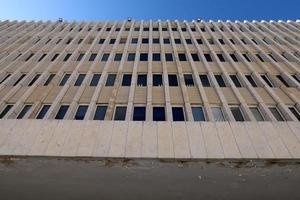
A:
[0,19,299,159]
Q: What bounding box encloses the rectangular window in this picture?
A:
[152,53,161,61]
[174,39,181,44]
[74,105,88,120]
[269,107,285,121]
[153,107,165,121]
[38,53,47,62]
[276,75,289,87]
[165,53,173,61]
[292,75,300,83]
[230,107,245,121]
[101,53,109,61]
[140,53,148,61]
[17,105,32,119]
[243,75,257,87]
[178,53,187,61]
[218,39,225,45]
[230,75,242,87]
[163,38,170,44]
[168,74,178,86]
[172,107,185,121]
[199,75,211,87]
[142,38,149,44]
[28,74,41,86]
[153,74,163,86]
[90,74,101,86]
[214,75,226,87]
[89,53,97,61]
[204,54,213,62]
[77,39,83,44]
[137,74,147,86]
[207,39,214,45]
[13,74,26,86]
[77,53,85,61]
[256,54,265,62]
[36,105,50,119]
[250,107,264,121]
[93,105,107,120]
[261,75,274,87]
[196,39,203,44]
[55,105,69,120]
[59,74,71,86]
[153,38,160,44]
[25,53,34,62]
[74,74,86,86]
[230,54,239,62]
[242,53,251,62]
[289,107,300,121]
[114,106,127,120]
[192,107,205,121]
[119,38,127,44]
[131,38,138,44]
[212,107,225,121]
[44,74,55,86]
[98,39,105,44]
[269,54,277,62]
[184,74,194,86]
[127,53,135,61]
[114,53,122,61]
[134,27,139,31]
[185,39,192,44]
[109,39,116,44]
[122,74,132,86]
[133,106,146,121]
[63,53,72,61]
[217,54,226,62]
[0,105,13,119]
[229,39,235,44]
[191,53,200,61]
[105,74,116,86]
[51,54,59,62]
[0,74,11,84]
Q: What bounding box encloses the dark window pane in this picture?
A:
[77,53,85,61]
[191,54,200,61]
[204,54,213,62]
[168,75,178,86]
[292,75,300,83]
[122,74,132,86]
[185,39,192,44]
[133,107,146,121]
[152,53,161,61]
[214,75,226,87]
[25,53,34,61]
[153,74,163,86]
[153,38,159,44]
[242,54,251,62]
[174,39,181,44]
[261,75,273,87]
[0,74,11,84]
[74,105,88,120]
[105,74,116,86]
[199,75,211,87]
[172,107,185,121]
[142,38,149,44]
[250,107,264,121]
[90,74,101,86]
[153,107,165,121]
[101,54,109,61]
[217,54,226,62]
[245,75,257,87]
[178,53,187,61]
[256,54,264,62]
[17,105,32,119]
[13,74,26,86]
[38,53,47,62]
[127,53,136,61]
[109,39,116,44]
[163,38,170,44]
[230,54,239,62]
[55,105,69,120]
[74,74,86,86]
[230,107,244,121]
[98,39,105,44]
[63,53,72,61]
[114,53,122,61]
[0,105,13,119]
[276,75,289,87]
[36,105,50,119]
[114,106,127,120]
[131,38,138,44]
[93,106,107,120]
[196,39,203,44]
[289,107,300,121]
[44,74,55,86]
[269,107,285,121]
[140,53,148,61]
[137,74,147,86]
[89,53,97,61]
[230,75,242,87]
[192,107,205,121]
[184,74,194,86]
[165,53,173,61]
[28,74,41,86]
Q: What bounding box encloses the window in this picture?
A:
[153,27,159,31]
[197,39,203,44]
[241,39,247,45]
[230,107,244,121]
[261,75,274,87]
[13,74,26,86]
[119,38,127,44]
[230,54,239,62]
[152,53,161,61]
[89,53,97,61]
[289,107,300,121]
[74,105,88,120]
[153,38,159,44]
[204,53,213,62]
[59,74,70,86]
[63,53,72,61]
[137,74,147,86]
[200,27,206,32]
[185,39,192,44]
[184,74,194,86]
[172,107,185,121]
[229,39,235,44]
[230,75,242,87]
[269,107,285,121]
[212,107,225,121]
[178,53,187,61]
[77,53,85,61]
[250,107,264,121]
[0,74,11,84]
[51,54,59,62]
[199,75,211,87]
[153,74,163,86]
[127,53,135,61]
[172,27,177,31]
[44,74,55,86]
[133,107,146,121]
[77,39,83,44]
[17,105,32,119]
[101,53,109,61]
[242,53,251,62]
[140,53,148,61]
[174,39,181,44]
[142,38,149,44]
[217,54,226,62]
[131,38,138,44]
[165,53,173,61]
[153,107,165,121]
[74,74,86,86]
[115,28,120,32]
[28,74,41,86]
[218,39,225,45]
[191,54,200,61]
[143,27,149,31]
[89,74,101,86]
[55,105,69,120]
[109,39,116,44]
[98,39,105,44]
[36,105,50,119]
[168,74,178,86]
[25,53,34,62]
[256,54,265,62]
[93,105,107,120]
[214,75,226,87]
[38,54,47,62]
[163,38,170,44]
[0,105,13,119]
[114,106,127,120]
[66,38,73,44]
[181,28,187,32]
[114,53,122,61]
[269,54,277,62]
[245,75,257,87]
[192,107,205,121]
[292,75,300,83]
[207,39,214,45]
[276,75,289,87]
[105,74,116,86]
[134,27,139,31]
[122,74,132,86]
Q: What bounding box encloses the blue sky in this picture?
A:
[0,0,299,22]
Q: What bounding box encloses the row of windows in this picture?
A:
[1,103,300,122]
[2,71,299,88]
